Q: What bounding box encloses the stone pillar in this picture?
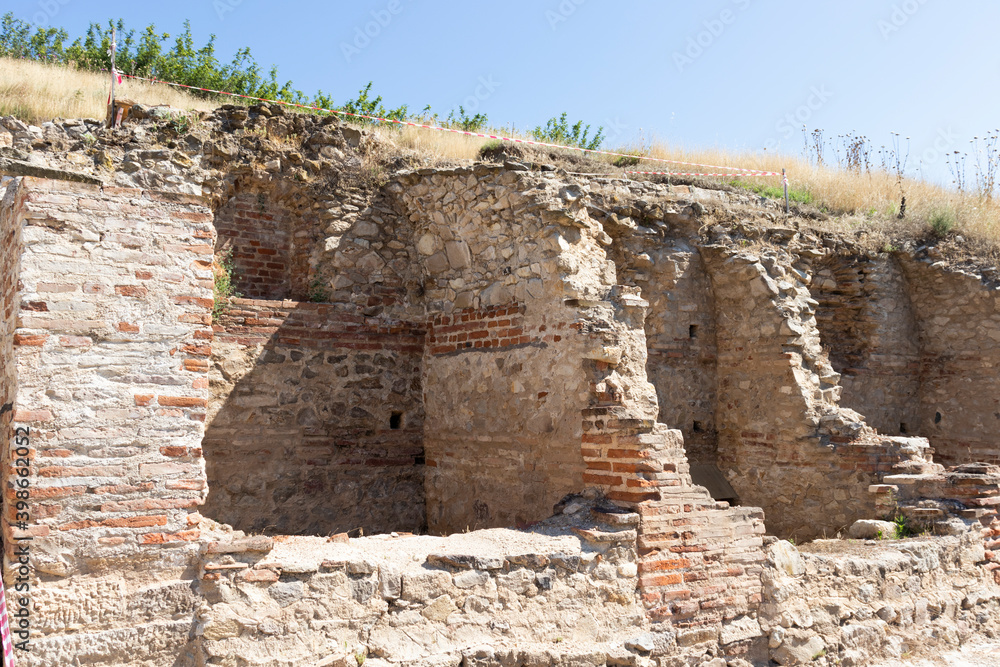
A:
[6,178,213,662]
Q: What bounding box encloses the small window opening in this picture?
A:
[389,412,403,430]
[934,411,942,425]
[692,420,704,433]
[689,324,699,339]
[899,422,908,435]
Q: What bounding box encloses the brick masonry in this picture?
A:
[9,178,212,548]
[213,191,308,300]
[1,179,22,525]
[427,303,528,356]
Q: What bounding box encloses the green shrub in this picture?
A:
[341,82,408,125]
[308,278,329,303]
[613,154,642,168]
[928,207,956,237]
[531,112,604,150]
[212,249,240,322]
[446,106,488,132]
[893,515,913,539]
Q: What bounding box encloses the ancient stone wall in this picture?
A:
[702,246,926,539]
[5,103,1000,665]
[422,302,588,533]
[193,498,650,666]
[898,257,1000,466]
[395,168,597,534]
[811,255,922,437]
[571,284,767,643]
[633,243,719,464]
[1,177,23,555]
[760,535,1000,665]
[204,298,426,536]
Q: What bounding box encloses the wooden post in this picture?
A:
[783,168,789,214]
[108,27,117,127]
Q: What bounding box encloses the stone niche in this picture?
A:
[809,254,921,437]
[213,191,311,300]
[202,299,427,536]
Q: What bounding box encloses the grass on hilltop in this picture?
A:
[0,56,218,123]
[2,56,999,254]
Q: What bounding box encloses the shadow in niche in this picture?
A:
[201,299,428,537]
[809,254,921,437]
[639,246,734,502]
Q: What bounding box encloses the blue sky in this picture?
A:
[13,0,1000,184]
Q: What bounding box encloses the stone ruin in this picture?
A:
[0,107,999,666]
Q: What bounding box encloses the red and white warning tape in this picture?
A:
[566,170,768,179]
[0,580,15,667]
[118,74,784,178]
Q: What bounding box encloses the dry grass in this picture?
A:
[3,57,998,249]
[0,57,219,124]
[372,124,492,163]
[628,144,999,248]
[372,125,999,245]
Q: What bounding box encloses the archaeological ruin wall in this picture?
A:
[213,191,311,301]
[586,181,1000,542]
[1,178,22,545]
[1,105,999,666]
[396,168,595,534]
[204,299,426,536]
[806,251,1000,468]
[898,256,1000,467]
[810,254,922,437]
[630,242,719,468]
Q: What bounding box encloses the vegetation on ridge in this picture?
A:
[2,13,1000,250]
[0,13,602,147]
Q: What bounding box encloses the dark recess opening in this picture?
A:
[390,411,403,430]
[935,411,942,425]
[692,420,704,433]
[899,422,908,435]
[689,324,699,339]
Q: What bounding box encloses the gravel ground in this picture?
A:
[873,641,1000,666]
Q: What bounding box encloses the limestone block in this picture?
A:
[421,594,458,621]
[401,571,453,603]
[453,569,490,589]
[445,239,471,269]
[770,630,826,665]
[417,233,441,256]
[268,581,304,607]
[847,520,898,540]
[768,540,804,578]
[721,616,763,645]
[426,252,449,274]
[354,220,379,238]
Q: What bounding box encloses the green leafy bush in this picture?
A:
[212,249,240,322]
[613,154,642,168]
[446,106,488,132]
[531,112,604,150]
[928,207,956,237]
